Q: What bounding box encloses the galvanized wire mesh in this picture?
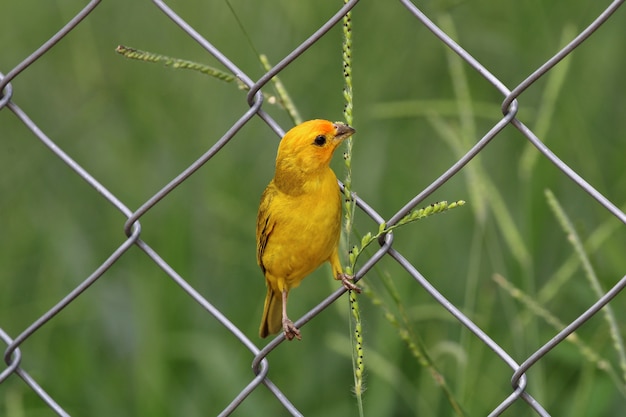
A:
[2,0,626,416]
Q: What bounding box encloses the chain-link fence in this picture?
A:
[2,1,626,416]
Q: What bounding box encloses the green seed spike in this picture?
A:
[115,45,239,84]
[361,232,372,248]
[349,249,357,266]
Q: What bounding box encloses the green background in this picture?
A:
[2,0,626,416]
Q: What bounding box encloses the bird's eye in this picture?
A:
[313,135,326,146]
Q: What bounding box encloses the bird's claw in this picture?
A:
[339,273,361,293]
[282,318,301,341]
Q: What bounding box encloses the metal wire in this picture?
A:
[2,1,626,416]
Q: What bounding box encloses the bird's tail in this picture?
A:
[259,286,282,338]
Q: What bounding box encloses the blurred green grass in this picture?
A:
[2,0,626,416]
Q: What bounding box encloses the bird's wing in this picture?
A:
[256,184,277,274]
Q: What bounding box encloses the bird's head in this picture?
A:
[275,119,355,176]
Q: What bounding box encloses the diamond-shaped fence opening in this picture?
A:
[2,1,626,416]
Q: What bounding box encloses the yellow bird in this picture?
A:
[257,119,359,340]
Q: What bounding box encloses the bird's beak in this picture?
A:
[333,122,356,142]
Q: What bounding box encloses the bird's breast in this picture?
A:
[260,169,342,287]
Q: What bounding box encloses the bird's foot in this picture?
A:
[338,273,361,293]
[282,318,301,341]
